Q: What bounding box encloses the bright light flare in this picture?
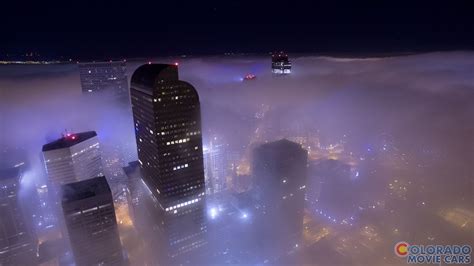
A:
[209,207,218,219]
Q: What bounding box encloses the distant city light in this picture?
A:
[209,207,218,219]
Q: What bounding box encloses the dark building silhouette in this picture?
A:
[0,167,38,265]
[61,176,124,266]
[130,64,207,264]
[131,64,205,206]
[308,159,359,222]
[252,139,307,259]
[78,61,129,102]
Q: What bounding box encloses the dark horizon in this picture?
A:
[2,2,473,60]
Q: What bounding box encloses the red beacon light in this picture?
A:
[243,74,257,80]
[64,133,76,140]
[174,62,179,66]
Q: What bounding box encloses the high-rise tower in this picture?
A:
[0,167,37,265]
[61,176,124,265]
[130,64,207,263]
[42,131,103,186]
[78,61,129,102]
[130,63,205,210]
[252,139,307,257]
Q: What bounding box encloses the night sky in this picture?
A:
[2,1,473,59]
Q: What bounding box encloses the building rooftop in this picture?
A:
[42,131,97,152]
[131,64,179,88]
[0,167,20,181]
[61,176,111,203]
[272,52,290,62]
[255,138,303,152]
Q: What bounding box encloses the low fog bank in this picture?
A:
[1,51,472,202]
[0,51,473,264]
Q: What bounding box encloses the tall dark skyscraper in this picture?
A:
[252,139,307,258]
[0,167,37,265]
[130,63,205,210]
[61,176,124,266]
[308,159,360,222]
[78,61,129,102]
[130,64,207,263]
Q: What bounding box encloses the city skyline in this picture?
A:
[0,47,473,265]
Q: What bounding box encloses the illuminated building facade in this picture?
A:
[42,131,103,186]
[271,52,292,74]
[203,137,228,194]
[252,139,307,256]
[61,176,124,266]
[0,167,37,265]
[130,64,207,263]
[78,61,129,102]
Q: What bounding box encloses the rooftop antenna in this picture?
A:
[62,129,72,138]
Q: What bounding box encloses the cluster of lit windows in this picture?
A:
[173,164,189,171]
[161,156,200,172]
[68,203,112,217]
[165,197,201,212]
[166,138,190,145]
[170,230,205,246]
[161,121,197,130]
[159,87,193,95]
[161,151,194,161]
[166,183,201,194]
[71,142,99,158]
[171,240,208,258]
[160,127,199,136]
[186,131,200,136]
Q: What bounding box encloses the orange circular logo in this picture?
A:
[394,242,409,257]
